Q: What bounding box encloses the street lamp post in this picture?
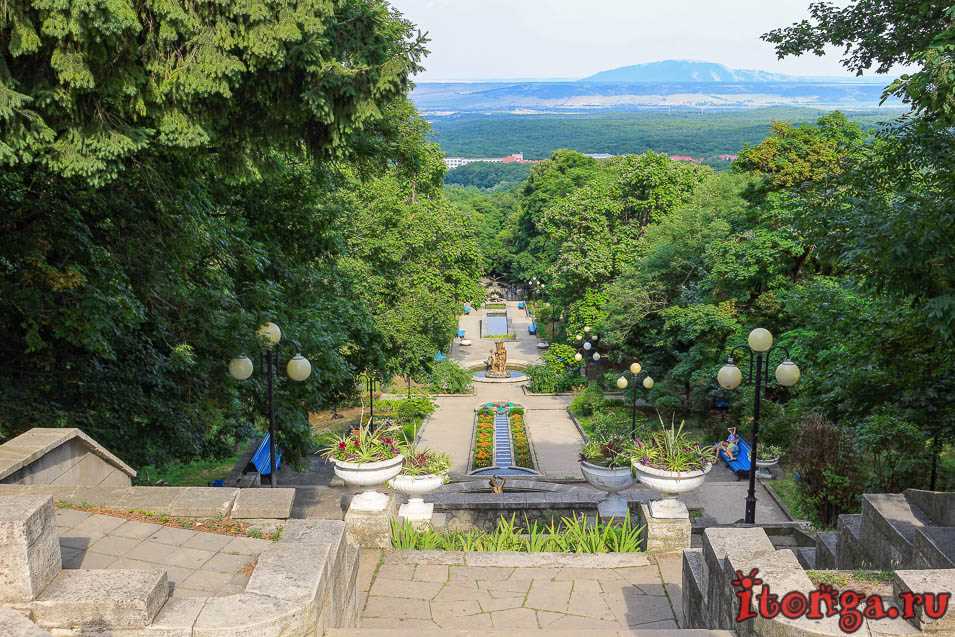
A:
[574,327,601,380]
[716,328,801,524]
[616,362,654,439]
[229,322,313,487]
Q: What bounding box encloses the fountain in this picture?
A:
[485,342,511,378]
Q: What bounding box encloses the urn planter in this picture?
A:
[633,462,711,518]
[579,460,635,519]
[389,473,446,521]
[333,454,404,512]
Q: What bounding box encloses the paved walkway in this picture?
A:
[55,508,270,598]
[357,550,684,630]
[450,300,543,369]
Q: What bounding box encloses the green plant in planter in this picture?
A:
[399,447,451,477]
[580,434,634,469]
[321,425,402,463]
[632,418,715,472]
[757,444,783,462]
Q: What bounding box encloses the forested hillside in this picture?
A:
[464,99,955,522]
[427,108,893,160]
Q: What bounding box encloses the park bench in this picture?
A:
[457,328,465,338]
[528,322,537,335]
[718,436,752,479]
[248,432,282,477]
[434,351,447,362]
[463,304,471,315]
[517,301,526,309]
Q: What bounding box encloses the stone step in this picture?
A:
[795,546,816,569]
[913,526,955,568]
[814,530,839,569]
[860,493,933,568]
[332,630,735,637]
[31,569,168,630]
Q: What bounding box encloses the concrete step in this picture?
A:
[332,630,735,637]
[913,526,955,568]
[814,530,839,569]
[860,493,933,568]
[795,546,816,569]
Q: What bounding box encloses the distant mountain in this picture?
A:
[584,60,794,83]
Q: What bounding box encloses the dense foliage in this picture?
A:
[444,162,532,189]
[462,0,955,523]
[0,1,483,469]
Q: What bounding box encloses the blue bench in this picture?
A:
[718,436,752,479]
[528,322,537,335]
[250,432,282,476]
[463,305,471,315]
[434,351,447,362]
[517,301,526,309]
[457,328,465,338]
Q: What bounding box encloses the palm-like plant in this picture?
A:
[632,416,715,472]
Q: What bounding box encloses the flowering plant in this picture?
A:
[581,433,633,469]
[322,425,402,463]
[399,448,451,477]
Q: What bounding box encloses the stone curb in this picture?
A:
[386,549,651,567]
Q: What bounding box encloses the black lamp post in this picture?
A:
[574,327,601,379]
[229,322,313,487]
[717,328,801,523]
[616,362,654,440]
[367,372,380,429]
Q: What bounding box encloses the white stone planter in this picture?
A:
[333,454,404,512]
[579,460,635,518]
[633,462,711,519]
[756,458,779,469]
[389,473,446,521]
[633,461,711,494]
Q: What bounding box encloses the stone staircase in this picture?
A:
[810,489,955,570]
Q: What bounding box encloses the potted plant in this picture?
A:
[631,419,715,517]
[579,434,636,518]
[323,425,404,511]
[389,447,451,521]
[755,443,782,468]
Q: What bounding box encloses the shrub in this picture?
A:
[570,384,606,417]
[789,414,865,527]
[428,360,473,394]
[855,409,931,493]
[526,363,560,393]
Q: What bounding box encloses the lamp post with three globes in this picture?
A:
[574,326,601,379]
[229,322,313,487]
[716,327,801,523]
[616,362,654,440]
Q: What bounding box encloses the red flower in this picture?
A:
[338,441,347,450]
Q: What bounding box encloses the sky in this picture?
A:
[389,0,871,82]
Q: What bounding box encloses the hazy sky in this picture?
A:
[390,0,870,81]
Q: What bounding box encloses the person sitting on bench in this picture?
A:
[714,427,739,460]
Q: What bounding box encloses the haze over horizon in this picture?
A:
[391,0,905,82]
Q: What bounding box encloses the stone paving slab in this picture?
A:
[231,487,295,519]
[54,510,266,599]
[359,550,680,630]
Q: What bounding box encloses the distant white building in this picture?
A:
[444,153,532,170]
[583,153,614,160]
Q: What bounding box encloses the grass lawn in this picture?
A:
[136,453,240,487]
[806,570,894,596]
[767,470,821,526]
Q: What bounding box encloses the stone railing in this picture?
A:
[683,525,954,637]
[0,494,359,636]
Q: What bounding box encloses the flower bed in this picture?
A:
[473,408,495,470]
[509,409,533,468]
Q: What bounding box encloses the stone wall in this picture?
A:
[0,429,136,488]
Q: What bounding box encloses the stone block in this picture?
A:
[702,526,775,630]
[914,526,955,569]
[344,496,396,549]
[814,530,839,570]
[0,496,61,603]
[192,592,306,637]
[836,513,868,569]
[640,502,691,554]
[231,488,295,519]
[145,595,208,637]
[893,568,955,633]
[905,489,955,526]
[682,548,706,629]
[31,568,168,629]
[0,608,52,637]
